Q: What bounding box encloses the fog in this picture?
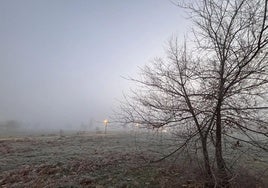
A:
[0,0,189,132]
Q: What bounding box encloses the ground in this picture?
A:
[0,131,267,187]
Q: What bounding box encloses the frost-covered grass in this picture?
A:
[0,131,176,187]
[0,131,267,187]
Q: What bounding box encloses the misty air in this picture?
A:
[1,0,268,187]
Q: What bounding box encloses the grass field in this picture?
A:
[0,131,267,187]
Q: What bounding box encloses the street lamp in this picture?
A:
[103,119,108,134]
[135,123,140,128]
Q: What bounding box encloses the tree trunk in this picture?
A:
[201,138,212,179]
[215,103,229,186]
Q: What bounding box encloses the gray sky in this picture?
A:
[0,0,189,129]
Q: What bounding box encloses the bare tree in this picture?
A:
[116,0,268,186]
[185,0,268,183]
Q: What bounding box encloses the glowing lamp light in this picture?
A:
[103,119,108,126]
[162,129,168,133]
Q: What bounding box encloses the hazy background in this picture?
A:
[0,0,189,132]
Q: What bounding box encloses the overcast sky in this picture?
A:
[0,0,189,130]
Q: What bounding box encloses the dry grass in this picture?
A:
[0,132,267,187]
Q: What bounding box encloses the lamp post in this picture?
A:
[103,119,108,134]
[135,123,140,133]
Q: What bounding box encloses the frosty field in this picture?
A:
[0,131,267,187]
[0,131,182,187]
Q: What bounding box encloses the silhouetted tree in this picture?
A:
[117,0,268,186]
